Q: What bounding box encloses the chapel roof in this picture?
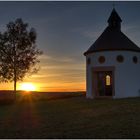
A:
[84,8,140,55]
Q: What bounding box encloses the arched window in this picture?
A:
[106,75,111,86]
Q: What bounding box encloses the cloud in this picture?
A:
[122,24,140,46]
[123,24,140,32]
[39,54,85,68]
[70,25,104,41]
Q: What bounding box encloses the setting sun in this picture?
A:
[19,83,36,91]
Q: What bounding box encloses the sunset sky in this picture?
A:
[0,1,140,92]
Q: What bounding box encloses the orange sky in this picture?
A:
[0,55,86,92]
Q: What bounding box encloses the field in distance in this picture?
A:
[0,90,86,101]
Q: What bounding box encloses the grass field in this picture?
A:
[0,91,140,138]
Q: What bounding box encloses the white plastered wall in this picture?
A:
[86,51,140,99]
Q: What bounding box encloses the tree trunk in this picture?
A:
[13,44,17,99]
[14,67,17,99]
[14,74,16,94]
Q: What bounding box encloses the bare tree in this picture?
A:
[0,18,42,95]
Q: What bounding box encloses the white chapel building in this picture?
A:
[84,8,140,99]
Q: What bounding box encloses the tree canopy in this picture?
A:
[0,18,42,93]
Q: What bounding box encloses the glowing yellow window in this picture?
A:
[106,75,111,86]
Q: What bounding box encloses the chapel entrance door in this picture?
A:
[97,71,112,96]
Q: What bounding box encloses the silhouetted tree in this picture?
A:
[0,18,42,95]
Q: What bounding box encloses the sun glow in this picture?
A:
[19,83,36,91]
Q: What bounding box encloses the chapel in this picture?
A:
[84,8,140,99]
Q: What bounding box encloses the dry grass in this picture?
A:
[0,91,140,138]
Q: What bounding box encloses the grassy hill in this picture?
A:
[0,92,140,138]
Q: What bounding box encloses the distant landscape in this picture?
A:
[0,90,86,103]
[0,91,140,138]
